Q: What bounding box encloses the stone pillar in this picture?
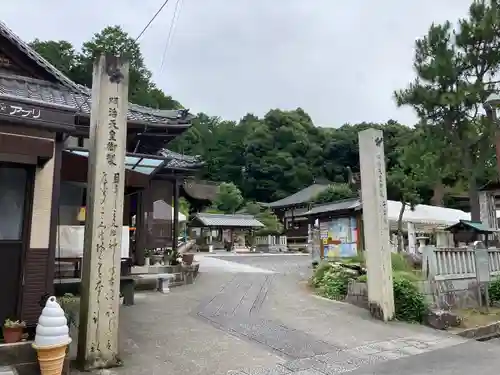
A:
[479,190,498,244]
[208,228,213,252]
[78,55,129,369]
[358,128,394,321]
[436,231,449,247]
[407,222,417,254]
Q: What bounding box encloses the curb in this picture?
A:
[455,321,500,341]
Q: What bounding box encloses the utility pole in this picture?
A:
[77,55,129,370]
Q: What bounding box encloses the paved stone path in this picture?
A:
[192,257,468,374]
[73,254,497,375]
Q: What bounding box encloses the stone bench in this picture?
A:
[133,273,174,293]
[53,273,174,306]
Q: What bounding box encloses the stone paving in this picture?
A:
[194,256,467,374]
[72,254,481,375]
[230,335,466,374]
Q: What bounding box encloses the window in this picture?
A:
[0,167,27,240]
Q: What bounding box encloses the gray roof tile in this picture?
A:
[264,184,330,208]
[0,21,193,126]
[193,213,264,228]
[298,198,361,217]
[158,149,204,169]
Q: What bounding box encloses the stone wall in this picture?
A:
[346,278,481,311]
[255,244,288,253]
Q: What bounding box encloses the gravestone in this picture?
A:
[358,128,395,321]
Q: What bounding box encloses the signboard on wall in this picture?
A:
[320,217,357,258]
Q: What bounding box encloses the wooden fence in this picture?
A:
[255,235,287,246]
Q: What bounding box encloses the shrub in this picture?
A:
[393,274,427,323]
[355,271,427,323]
[340,252,413,271]
[312,262,333,287]
[489,278,500,304]
[318,266,354,300]
[357,274,367,282]
[340,254,365,265]
[391,252,413,272]
[312,262,358,300]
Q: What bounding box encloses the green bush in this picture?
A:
[312,262,333,287]
[318,266,353,300]
[357,274,367,282]
[355,271,427,323]
[489,278,500,304]
[391,252,413,272]
[393,274,427,323]
[312,262,357,300]
[339,254,365,265]
[339,252,413,272]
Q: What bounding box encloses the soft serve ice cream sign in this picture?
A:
[33,296,72,375]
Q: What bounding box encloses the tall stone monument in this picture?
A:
[78,55,129,369]
[358,128,395,321]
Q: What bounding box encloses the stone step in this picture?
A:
[0,366,17,375]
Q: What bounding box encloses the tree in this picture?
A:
[30,24,491,207]
[398,123,463,206]
[212,182,244,214]
[179,197,190,217]
[29,39,79,78]
[395,0,500,220]
[388,166,421,252]
[313,184,357,204]
[30,26,182,109]
[242,202,283,235]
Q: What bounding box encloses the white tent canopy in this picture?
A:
[153,200,187,222]
[387,200,470,227]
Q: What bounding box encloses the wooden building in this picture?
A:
[263,183,330,250]
[0,21,201,328]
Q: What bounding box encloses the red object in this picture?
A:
[3,327,23,343]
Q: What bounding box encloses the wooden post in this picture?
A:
[77,55,129,369]
[358,128,394,321]
[172,179,180,253]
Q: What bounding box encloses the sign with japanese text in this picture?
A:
[79,55,129,366]
[0,101,41,120]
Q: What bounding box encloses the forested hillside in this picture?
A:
[30,9,500,212]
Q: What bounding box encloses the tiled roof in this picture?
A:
[0,21,193,126]
[296,198,361,217]
[445,220,498,233]
[182,179,219,201]
[193,213,264,228]
[263,184,330,208]
[158,149,204,169]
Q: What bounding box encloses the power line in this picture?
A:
[134,0,171,43]
[159,0,184,72]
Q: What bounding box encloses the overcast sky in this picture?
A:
[3,0,473,127]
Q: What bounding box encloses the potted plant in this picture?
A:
[151,248,164,265]
[144,249,151,266]
[3,319,26,343]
